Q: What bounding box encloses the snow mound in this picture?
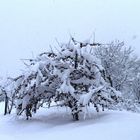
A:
[0,102,140,140]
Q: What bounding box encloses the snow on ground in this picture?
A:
[0,102,140,140]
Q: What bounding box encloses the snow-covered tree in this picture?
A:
[132,74,140,102]
[95,41,140,93]
[0,78,18,115]
[0,78,4,102]
[13,40,119,120]
[0,85,9,115]
[0,88,4,102]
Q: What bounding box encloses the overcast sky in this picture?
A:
[0,0,140,78]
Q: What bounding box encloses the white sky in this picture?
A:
[0,0,140,77]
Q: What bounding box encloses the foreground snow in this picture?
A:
[0,102,140,140]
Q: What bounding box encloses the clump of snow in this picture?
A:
[0,102,140,140]
[79,86,104,106]
[57,80,75,96]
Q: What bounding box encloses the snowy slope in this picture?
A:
[0,102,140,140]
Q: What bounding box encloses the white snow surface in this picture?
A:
[0,102,140,140]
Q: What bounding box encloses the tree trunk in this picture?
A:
[4,95,8,115]
[73,112,79,121]
[8,100,14,114]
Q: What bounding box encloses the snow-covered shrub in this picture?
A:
[13,40,119,120]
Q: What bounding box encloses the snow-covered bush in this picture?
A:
[12,40,119,120]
